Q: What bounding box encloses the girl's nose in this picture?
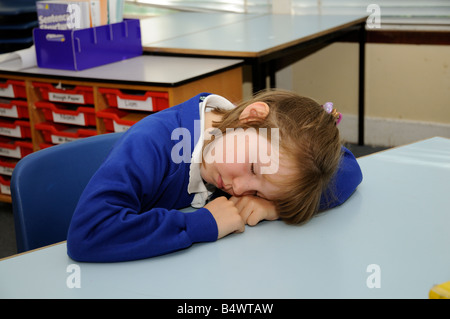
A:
[232,177,255,197]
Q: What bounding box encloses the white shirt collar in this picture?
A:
[188,94,236,208]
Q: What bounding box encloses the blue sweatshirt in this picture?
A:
[67,93,362,262]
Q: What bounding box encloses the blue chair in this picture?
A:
[11,132,124,253]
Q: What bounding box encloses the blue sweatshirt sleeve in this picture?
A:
[319,146,363,210]
[66,126,218,263]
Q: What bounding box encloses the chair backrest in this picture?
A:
[11,132,124,253]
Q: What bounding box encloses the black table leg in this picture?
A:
[358,22,366,146]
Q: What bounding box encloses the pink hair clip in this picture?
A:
[323,102,342,125]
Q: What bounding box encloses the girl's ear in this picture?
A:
[239,102,270,123]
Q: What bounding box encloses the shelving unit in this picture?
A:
[0,79,30,202]
[0,55,243,202]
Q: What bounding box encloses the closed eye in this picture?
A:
[254,192,268,200]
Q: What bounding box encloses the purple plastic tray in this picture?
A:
[34,19,142,71]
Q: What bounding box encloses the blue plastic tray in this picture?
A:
[33,19,142,71]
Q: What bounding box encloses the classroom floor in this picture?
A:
[0,143,389,259]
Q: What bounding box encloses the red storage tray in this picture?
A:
[33,82,94,105]
[0,80,26,99]
[35,101,96,127]
[0,137,33,159]
[97,108,147,132]
[38,143,54,150]
[0,175,11,195]
[0,99,29,119]
[99,88,169,112]
[0,157,18,176]
[0,119,31,138]
[35,122,97,144]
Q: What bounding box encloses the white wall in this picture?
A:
[269,42,450,147]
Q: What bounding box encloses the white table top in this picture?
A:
[142,13,368,57]
[1,137,449,298]
[139,12,263,45]
[0,55,243,87]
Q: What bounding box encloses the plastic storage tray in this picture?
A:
[33,82,94,105]
[35,101,96,126]
[0,80,26,99]
[97,108,147,132]
[33,19,142,71]
[35,122,97,144]
[0,137,33,159]
[0,99,29,119]
[99,88,169,112]
[0,175,11,195]
[0,157,18,176]
[0,119,31,138]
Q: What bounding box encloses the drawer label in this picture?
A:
[49,92,85,104]
[113,121,131,132]
[53,112,86,126]
[117,96,153,111]
[0,125,22,138]
[51,135,79,144]
[0,146,21,158]
[0,105,19,118]
[0,165,14,176]
[0,184,10,195]
[0,85,14,98]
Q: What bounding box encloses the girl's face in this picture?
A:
[200,128,294,201]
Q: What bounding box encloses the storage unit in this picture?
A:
[0,55,243,202]
[32,82,98,149]
[0,78,30,202]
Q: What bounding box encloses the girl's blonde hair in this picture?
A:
[207,89,342,225]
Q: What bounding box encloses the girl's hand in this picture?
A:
[204,196,245,239]
[229,196,279,226]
